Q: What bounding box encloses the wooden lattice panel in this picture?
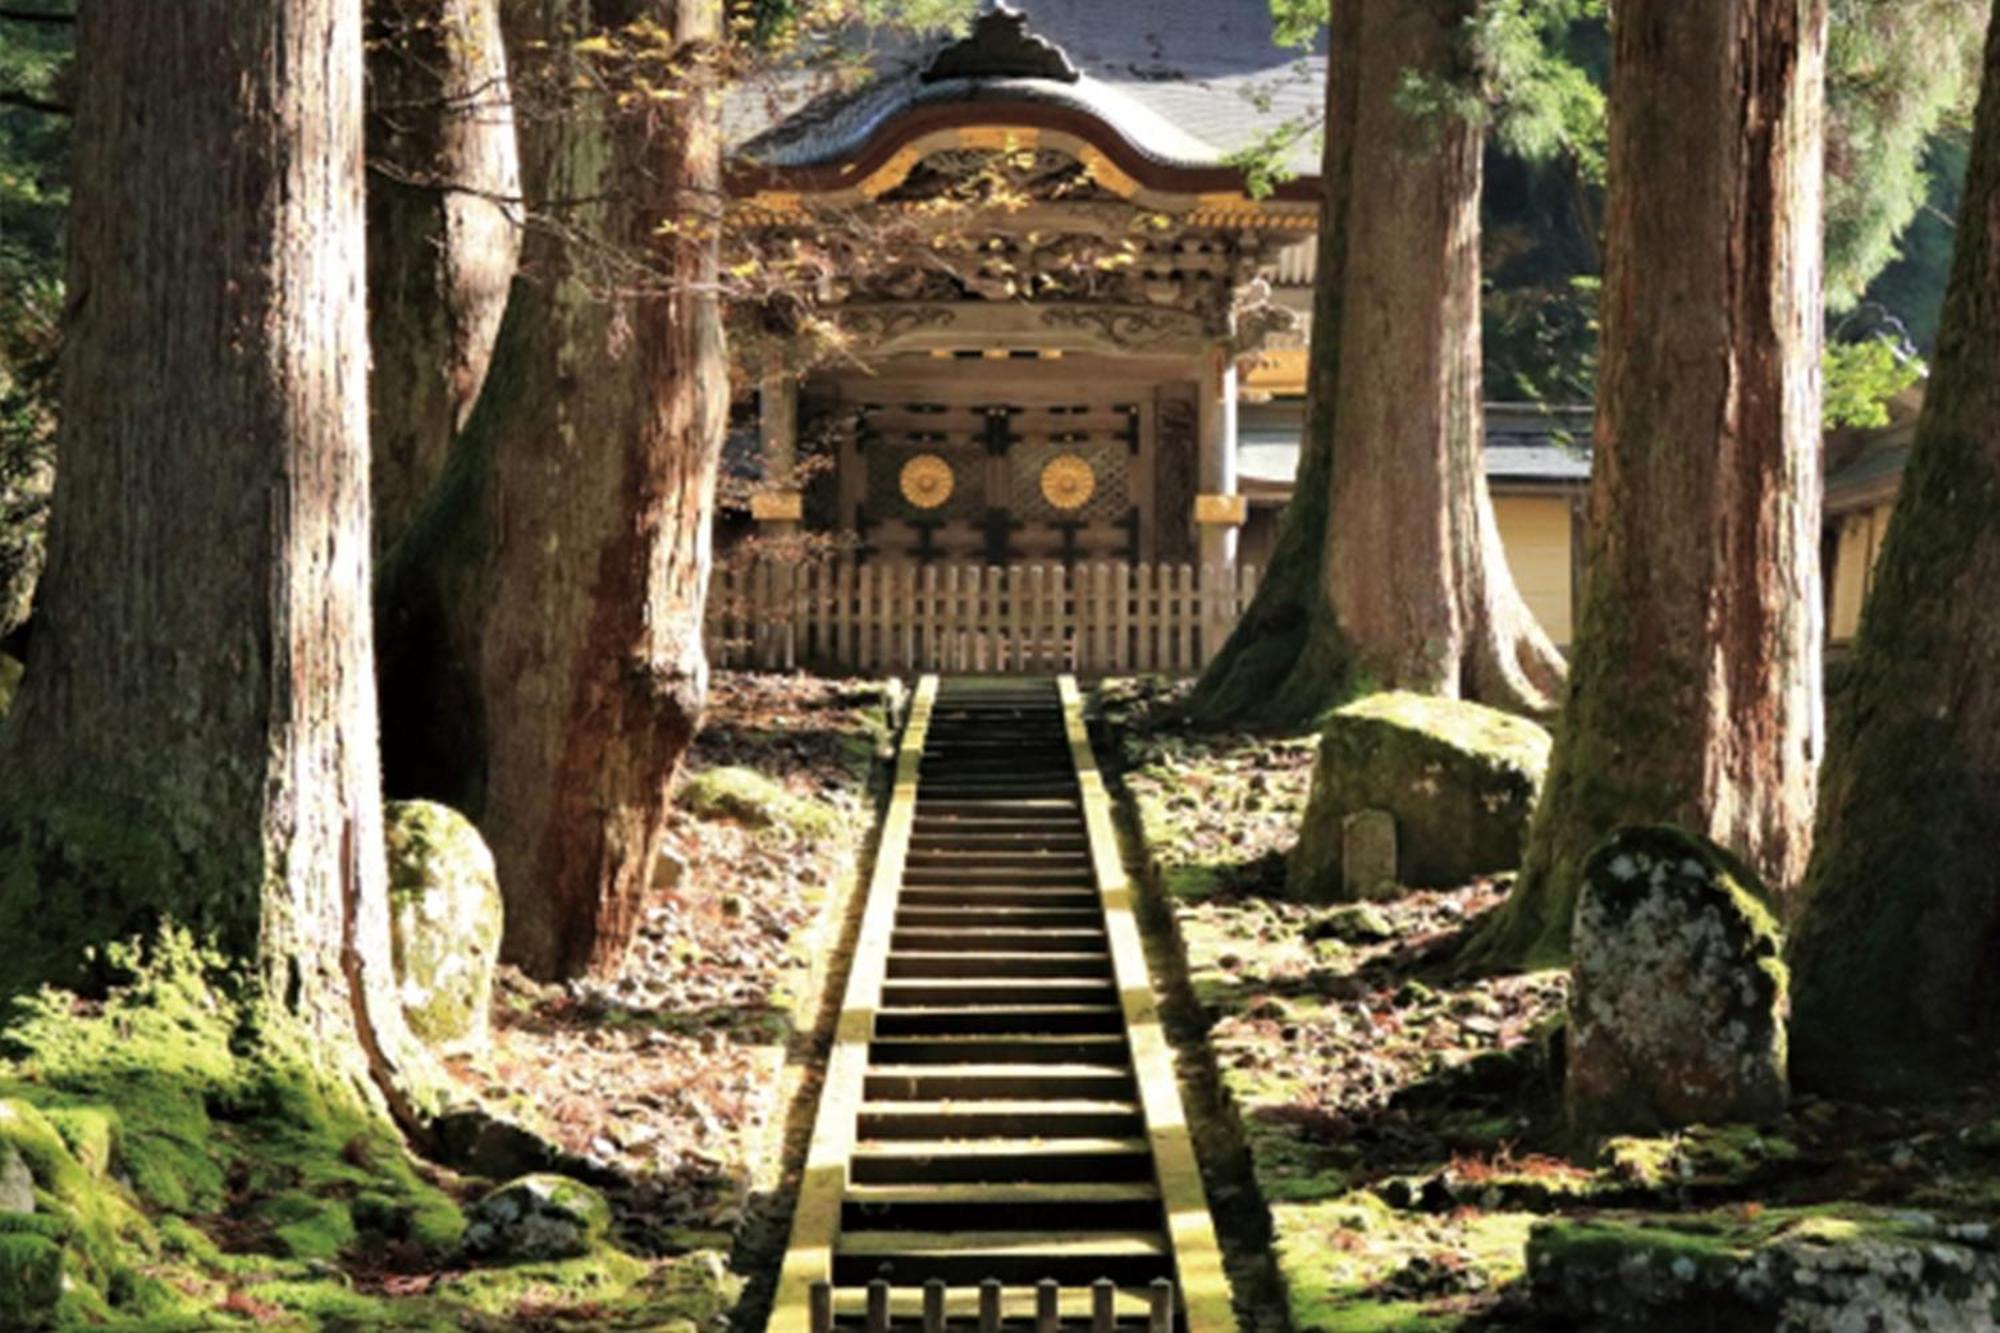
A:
[1011,437,1128,525]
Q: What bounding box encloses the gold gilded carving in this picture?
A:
[899,454,955,510]
[1194,493,1248,525]
[1040,454,1096,511]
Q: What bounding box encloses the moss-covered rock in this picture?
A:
[1288,692,1551,900]
[0,1230,63,1326]
[1527,1207,2000,1329]
[386,799,503,1055]
[0,1144,29,1214]
[0,654,20,719]
[462,1173,611,1263]
[675,765,839,840]
[1567,826,1788,1137]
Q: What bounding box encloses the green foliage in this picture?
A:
[1825,0,1987,312]
[0,4,68,639]
[1823,335,1926,428]
[1857,133,1968,353]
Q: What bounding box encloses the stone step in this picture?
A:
[885,951,1113,980]
[905,849,1095,869]
[848,1137,1155,1185]
[874,1004,1125,1038]
[902,868,1097,887]
[908,833,1090,850]
[864,1063,1136,1101]
[891,928,1108,953]
[833,1230,1172,1286]
[857,1099,1144,1140]
[893,908,1104,932]
[867,1034,1129,1066]
[915,800,1082,819]
[881,978,1116,1008]
[897,887,1101,910]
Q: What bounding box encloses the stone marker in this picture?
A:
[461,1173,611,1262]
[0,1143,32,1214]
[1341,810,1398,898]
[1288,692,1551,901]
[1566,825,1788,1137]
[386,800,504,1057]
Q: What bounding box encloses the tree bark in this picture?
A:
[1188,0,1565,729]
[1471,0,1827,969]
[366,0,521,554]
[382,0,727,980]
[1186,1,1360,728]
[0,0,431,1118]
[1788,8,2000,1095]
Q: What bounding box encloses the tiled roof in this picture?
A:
[730,1,1325,177]
[1237,402,1594,490]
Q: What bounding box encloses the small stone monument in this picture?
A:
[1341,810,1399,899]
[1566,825,1788,1137]
[385,801,504,1058]
[1288,692,1551,901]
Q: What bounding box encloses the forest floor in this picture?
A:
[0,672,893,1331]
[1100,676,2000,1332]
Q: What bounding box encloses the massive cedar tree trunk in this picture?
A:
[1471,0,1827,969]
[366,0,522,553]
[382,0,727,979]
[1187,0,1360,727]
[1190,0,1565,728]
[0,0,431,1116]
[1788,8,2000,1095]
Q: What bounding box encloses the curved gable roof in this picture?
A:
[729,1,1325,190]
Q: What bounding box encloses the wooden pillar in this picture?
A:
[1196,341,1240,569]
[1196,341,1242,658]
[755,371,801,536]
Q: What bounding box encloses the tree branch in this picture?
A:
[0,7,73,24]
[0,89,69,115]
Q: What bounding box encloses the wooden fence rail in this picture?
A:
[705,560,1260,676]
[808,1278,1176,1333]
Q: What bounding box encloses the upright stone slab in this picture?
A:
[1288,692,1551,901]
[1342,810,1398,898]
[1566,826,1788,1137]
[386,800,504,1057]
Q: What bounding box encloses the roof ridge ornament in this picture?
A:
[921,2,1081,84]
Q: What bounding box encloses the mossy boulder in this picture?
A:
[1567,826,1788,1137]
[0,653,20,718]
[0,1145,29,1214]
[1287,692,1551,900]
[675,766,838,840]
[386,800,503,1056]
[461,1174,611,1263]
[0,1098,155,1327]
[0,1230,63,1326]
[1527,1207,2000,1329]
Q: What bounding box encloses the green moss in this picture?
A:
[675,765,840,840]
[384,800,501,1052]
[259,1193,358,1262]
[1273,1193,1535,1332]
[0,931,470,1326]
[0,1231,64,1326]
[41,1107,115,1181]
[0,653,20,718]
[1289,692,1551,901]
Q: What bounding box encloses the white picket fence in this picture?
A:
[706,560,1261,676]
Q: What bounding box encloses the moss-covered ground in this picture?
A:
[0,931,742,1330]
[0,672,891,1329]
[1103,676,2000,1331]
